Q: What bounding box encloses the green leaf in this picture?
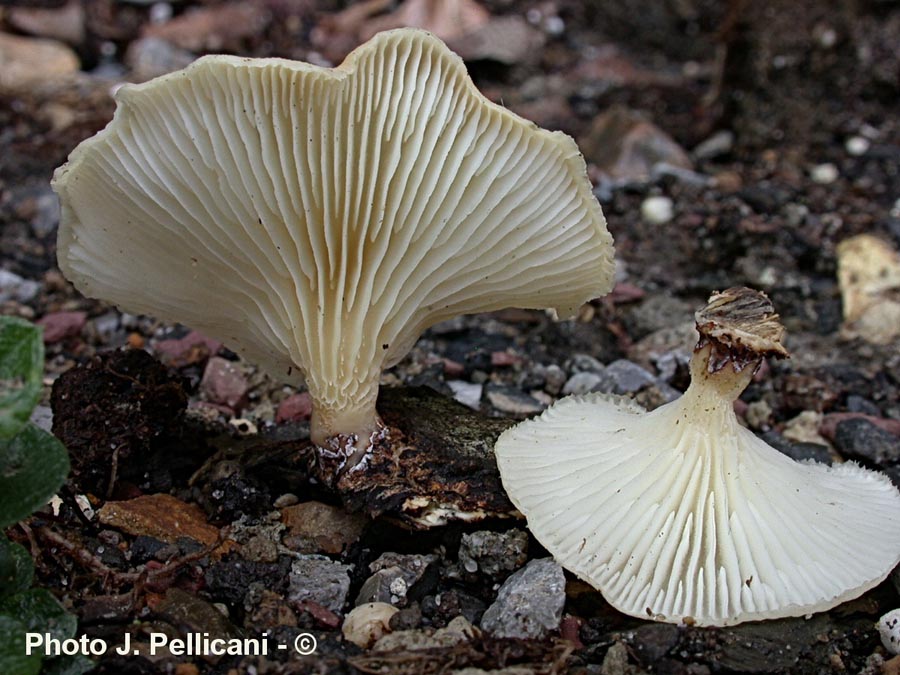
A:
[0,589,76,643]
[0,614,42,675]
[0,318,44,442]
[0,424,69,530]
[41,654,94,675]
[0,536,34,600]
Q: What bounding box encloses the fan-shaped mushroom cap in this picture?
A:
[53,28,614,447]
[495,287,900,626]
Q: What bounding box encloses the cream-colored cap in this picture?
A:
[53,29,615,445]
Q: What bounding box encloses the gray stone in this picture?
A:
[480,558,565,639]
[29,405,53,433]
[287,555,351,613]
[568,353,605,373]
[692,130,734,160]
[356,553,439,608]
[156,587,241,640]
[834,419,900,466]
[91,312,121,340]
[631,623,680,663]
[543,364,567,395]
[653,350,691,383]
[31,188,61,236]
[0,269,40,304]
[625,295,694,339]
[650,162,711,187]
[598,359,656,394]
[485,384,545,416]
[126,36,196,81]
[458,529,528,580]
[627,322,698,371]
[562,371,603,396]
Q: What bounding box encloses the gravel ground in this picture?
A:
[2,0,900,673]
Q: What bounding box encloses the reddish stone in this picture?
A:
[200,356,250,412]
[294,600,341,628]
[442,358,465,378]
[609,282,646,304]
[559,615,584,649]
[491,351,521,367]
[276,392,313,424]
[37,310,87,343]
[579,106,692,182]
[155,330,221,367]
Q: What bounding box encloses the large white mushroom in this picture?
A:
[52,29,615,469]
[495,287,900,626]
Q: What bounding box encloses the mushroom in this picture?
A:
[52,29,614,471]
[495,287,900,626]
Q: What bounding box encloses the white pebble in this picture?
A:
[878,608,900,655]
[641,196,675,225]
[447,380,482,410]
[342,603,398,649]
[149,2,172,23]
[543,16,565,36]
[810,163,839,184]
[845,136,870,156]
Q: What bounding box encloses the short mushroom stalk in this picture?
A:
[495,287,900,627]
[681,287,789,417]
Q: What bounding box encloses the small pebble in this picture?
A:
[287,556,352,614]
[458,530,528,581]
[484,385,545,416]
[273,493,299,508]
[37,311,87,343]
[833,418,900,465]
[568,353,605,373]
[0,269,40,304]
[810,163,838,184]
[480,558,565,639]
[845,136,870,156]
[543,15,565,36]
[447,380,482,410]
[342,602,398,649]
[879,608,900,655]
[692,130,734,160]
[599,359,656,394]
[562,371,602,396]
[641,196,675,224]
[543,364,567,395]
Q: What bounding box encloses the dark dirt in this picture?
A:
[3,0,900,673]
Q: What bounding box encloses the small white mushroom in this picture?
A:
[52,29,615,469]
[342,602,399,648]
[495,287,900,626]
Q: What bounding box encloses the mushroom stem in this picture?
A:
[686,287,789,403]
[310,397,382,449]
[310,388,387,482]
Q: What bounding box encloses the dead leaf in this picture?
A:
[98,493,220,546]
